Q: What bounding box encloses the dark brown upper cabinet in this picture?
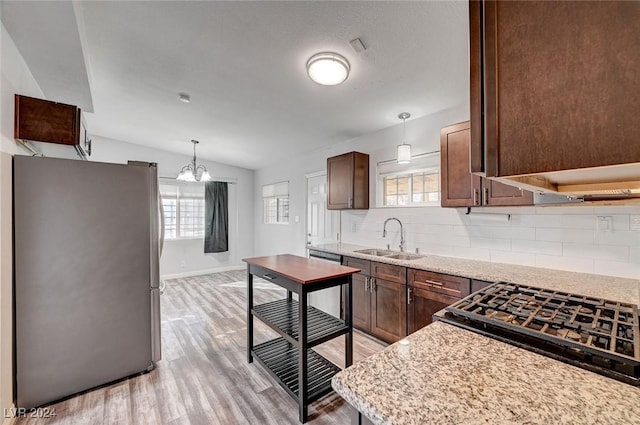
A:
[469,1,640,195]
[15,95,81,146]
[441,121,533,207]
[327,152,369,210]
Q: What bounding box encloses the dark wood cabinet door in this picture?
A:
[327,153,353,209]
[327,152,369,210]
[483,178,533,206]
[474,1,640,177]
[350,273,371,332]
[471,279,493,293]
[441,122,481,207]
[15,95,81,146]
[441,121,533,207]
[408,286,460,334]
[370,278,406,343]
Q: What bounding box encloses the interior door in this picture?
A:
[307,174,340,246]
[306,173,341,316]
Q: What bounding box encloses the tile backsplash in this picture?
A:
[340,205,640,280]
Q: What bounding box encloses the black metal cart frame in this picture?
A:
[246,263,353,423]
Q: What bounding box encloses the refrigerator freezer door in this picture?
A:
[14,156,154,408]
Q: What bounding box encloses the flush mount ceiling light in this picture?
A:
[397,112,412,164]
[306,52,350,86]
[176,140,212,182]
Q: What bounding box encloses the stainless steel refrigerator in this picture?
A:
[13,155,162,408]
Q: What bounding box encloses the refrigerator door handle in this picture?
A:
[158,191,165,257]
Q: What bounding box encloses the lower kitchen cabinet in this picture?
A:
[408,286,460,334]
[407,269,471,334]
[370,277,406,343]
[342,256,407,344]
[471,279,493,293]
[351,273,371,331]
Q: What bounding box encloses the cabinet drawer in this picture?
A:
[372,262,405,284]
[342,256,371,275]
[408,269,470,298]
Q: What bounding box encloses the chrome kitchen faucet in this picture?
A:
[382,217,405,252]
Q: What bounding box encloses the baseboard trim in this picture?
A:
[161,265,245,280]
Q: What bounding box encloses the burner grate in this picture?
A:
[440,282,640,385]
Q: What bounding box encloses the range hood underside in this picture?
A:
[494,162,640,198]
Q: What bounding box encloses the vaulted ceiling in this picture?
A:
[2,1,469,170]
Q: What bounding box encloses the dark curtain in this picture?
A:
[204,181,228,253]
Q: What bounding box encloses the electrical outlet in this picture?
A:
[596,216,613,233]
[631,215,640,231]
[180,260,187,269]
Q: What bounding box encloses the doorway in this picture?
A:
[306,173,341,317]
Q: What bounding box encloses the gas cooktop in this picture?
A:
[436,282,640,386]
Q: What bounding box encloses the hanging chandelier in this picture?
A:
[176,140,212,182]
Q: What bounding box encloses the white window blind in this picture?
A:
[263,181,289,224]
[160,182,205,239]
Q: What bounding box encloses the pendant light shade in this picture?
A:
[397,143,411,164]
[176,140,212,182]
[397,112,412,164]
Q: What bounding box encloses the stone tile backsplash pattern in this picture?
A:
[341,205,640,280]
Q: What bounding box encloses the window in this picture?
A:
[382,170,440,206]
[263,181,289,224]
[160,183,205,239]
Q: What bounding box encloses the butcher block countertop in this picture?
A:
[243,254,360,284]
[310,244,640,424]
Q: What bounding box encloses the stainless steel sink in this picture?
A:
[354,249,395,256]
[385,253,425,261]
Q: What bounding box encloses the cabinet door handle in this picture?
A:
[263,274,276,280]
[407,287,413,305]
[473,188,479,206]
[484,187,489,205]
[424,279,444,287]
[348,197,353,208]
[364,276,370,292]
[371,278,376,292]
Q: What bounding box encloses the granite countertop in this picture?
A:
[308,243,640,304]
[332,321,640,425]
[315,243,640,424]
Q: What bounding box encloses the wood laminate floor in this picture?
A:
[16,270,385,425]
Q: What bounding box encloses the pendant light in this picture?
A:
[176,140,212,182]
[397,112,411,164]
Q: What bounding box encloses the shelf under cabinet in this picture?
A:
[252,338,340,402]
[253,299,348,348]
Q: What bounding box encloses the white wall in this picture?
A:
[0,20,46,422]
[254,104,640,282]
[253,105,468,257]
[341,205,640,280]
[88,135,254,278]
